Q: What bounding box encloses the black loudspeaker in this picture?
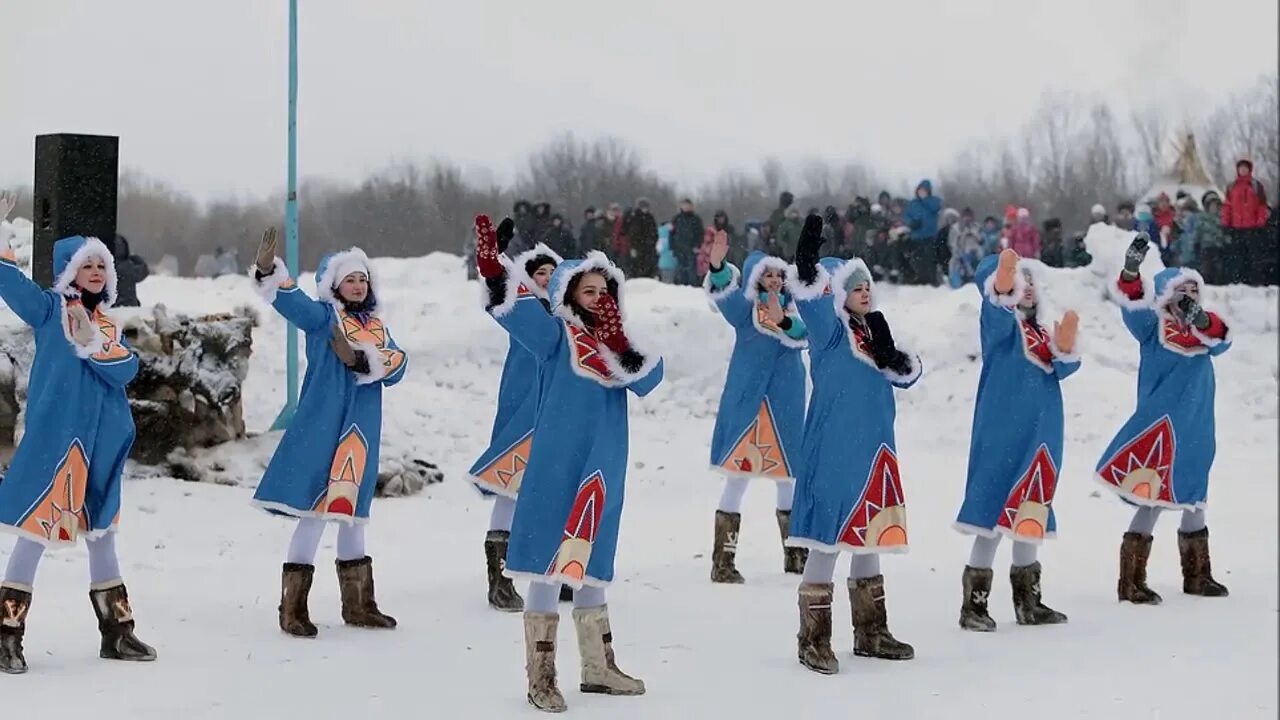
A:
[32,134,119,287]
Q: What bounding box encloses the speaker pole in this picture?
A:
[271,0,301,430]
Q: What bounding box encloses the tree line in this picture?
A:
[3,75,1275,274]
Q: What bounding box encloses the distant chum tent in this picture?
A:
[1140,133,1222,208]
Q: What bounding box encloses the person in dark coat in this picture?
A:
[1040,218,1065,268]
[578,207,600,256]
[625,198,660,279]
[543,214,577,260]
[711,209,744,266]
[768,191,795,231]
[111,234,149,307]
[670,198,705,285]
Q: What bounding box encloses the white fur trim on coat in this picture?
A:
[249,257,292,303]
[1049,336,1082,365]
[785,262,831,302]
[480,255,525,319]
[550,251,627,325]
[60,296,104,358]
[703,263,742,302]
[351,341,386,385]
[54,237,118,309]
[784,535,909,556]
[1190,322,1232,347]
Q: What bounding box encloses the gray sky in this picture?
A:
[2,0,1276,201]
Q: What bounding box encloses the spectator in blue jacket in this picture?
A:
[902,179,943,285]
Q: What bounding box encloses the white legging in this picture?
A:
[717,477,794,513]
[967,534,1038,569]
[3,534,123,588]
[801,550,881,584]
[286,518,367,565]
[1128,506,1206,535]
[525,580,606,614]
[488,496,516,532]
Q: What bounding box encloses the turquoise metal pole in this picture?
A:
[271,0,299,430]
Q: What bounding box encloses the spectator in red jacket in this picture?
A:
[1152,192,1176,234]
[1007,207,1042,259]
[1220,159,1272,285]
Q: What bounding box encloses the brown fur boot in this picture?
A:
[1010,562,1068,625]
[524,612,567,713]
[1118,532,1162,604]
[849,575,914,660]
[0,583,31,674]
[573,604,645,695]
[336,556,397,628]
[279,563,318,637]
[959,566,997,632]
[797,582,839,674]
[90,581,157,661]
[1178,528,1229,597]
[485,531,525,612]
[711,510,745,584]
[776,510,808,574]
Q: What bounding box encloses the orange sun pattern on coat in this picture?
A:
[720,399,789,477]
[20,439,90,543]
[314,425,368,517]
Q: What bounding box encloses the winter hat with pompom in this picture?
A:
[1091,203,1106,216]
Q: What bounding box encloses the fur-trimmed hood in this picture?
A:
[548,251,626,327]
[740,251,793,304]
[829,257,876,325]
[314,247,376,316]
[513,243,564,302]
[980,255,1062,322]
[53,235,118,308]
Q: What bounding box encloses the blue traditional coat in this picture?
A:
[0,236,137,548]
[784,258,922,555]
[469,245,562,499]
[955,255,1081,543]
[703,251,807,482]
[1095,267,1230,510]
[250,249,408,524]
[497,251,663,589]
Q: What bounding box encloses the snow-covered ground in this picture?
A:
[1,248,1276,719]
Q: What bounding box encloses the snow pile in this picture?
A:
[0,250,1275,719]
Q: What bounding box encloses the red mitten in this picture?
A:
[592,294,631,355]
[475,214,503,279]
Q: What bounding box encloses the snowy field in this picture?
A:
[1,249,1276,719]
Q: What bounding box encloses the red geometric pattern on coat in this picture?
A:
[837,445,908,548]
[516,283,532,298]
[340,311,407,377]
[1098,415,1176,503]
[1160,318,1208,355]
[849,323,877,364]
[20,439,90,542]
[562,472,606,544]
[567,324,612,380]
[1020,319,1054,370]
[720,400,788,477]
[997,445,1058,535]
[314,425,368,516]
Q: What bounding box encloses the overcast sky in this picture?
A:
[1,0,1276,201]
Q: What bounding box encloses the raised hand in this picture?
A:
[864,310,898,367]
[764,291,785,325]
[256,227,279,274]
[0,191,15,223]
[1054,310,1079,354]
[994,248,1019,294]
[1123,233,1149,278]
[592,294,631,355]
[474,215,504,279]
[794,214,827,282]
[709,230,729,269]
[1176,294,1210,330]
[328,323,358,366]
[67,302,98,346]
[496,218,515,255]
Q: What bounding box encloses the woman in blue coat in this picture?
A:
[470,221,563,612]
[702,231,809,583]
[955,249,1080,632]
[785,216,922,675]
[1097,233,1230,605]
[0,203,156,674]
[474,216,662,713]
[249,228,408,638]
